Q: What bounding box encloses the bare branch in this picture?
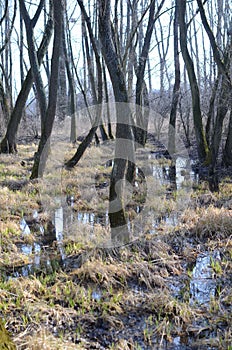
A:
[31,0,45,28]
[0,0,17,55]
[0,0,9,27]
[196,0,231,84]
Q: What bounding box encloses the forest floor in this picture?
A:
[0,142,232,350]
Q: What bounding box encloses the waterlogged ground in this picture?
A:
[0,143,232,349]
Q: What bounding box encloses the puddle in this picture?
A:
[117,316,195,350]
[13,156,198,279]
[21,242,41,256]
[8,208,66,278]
[20,217,31,235]
[149,213,179,233]
[190,251,220,305]
[92,290,102,301]
[54,207,66,262]
[9,264,34,278]
[149,155,197,188]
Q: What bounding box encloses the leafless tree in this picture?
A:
[0,3,53,153]
[30,0,64,178]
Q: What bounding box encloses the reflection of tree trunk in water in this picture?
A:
[167,161,177,199]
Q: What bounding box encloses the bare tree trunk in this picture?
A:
[126,1,135,102]
[103,62,114,139]
[190,2,201,85]
[223,108,232,166]
[201,26,208,94]
[135,0,165,146]
[178,0,209,164]
[62,9,76,142]
[0,78,10,127]
[168,0,180,155]
[0,0,16,127]
[147,55,152,92]
[179,93,191,148]
[65,0,104,167]
[0,12,53,154]
[30,0,63,179]
[196,0,232,182]
[19,5,24,86]
[57,42,67,121]
[205,76,219,145]
[43,1,50,80]
[82,18,108,141]
[20,0,48,130]
[99,0,134,243]
[68,36,100,145]
[210,76,230,168]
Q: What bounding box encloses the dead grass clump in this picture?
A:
[189,329,232,350]
[180,206,232,240]
[0,185,39,220]
[194,207,232,239]
[14,327,84,350]
[123,239,183,276]
[218,180,232,202]
[0,220,20,237]
[111,338,137,350]
[130,261,166,288]
[5,277,46,301]
[124,289,194,335]
[71,259,130,288]
[66,238,182,290]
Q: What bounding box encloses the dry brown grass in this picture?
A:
[180,206,232,240]
[14,327,84,350]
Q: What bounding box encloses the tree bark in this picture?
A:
[103,62,114,139]
[205,76,219,145]
[210,76,230,167]
[99,0,135,243]
[82,18,108,141]
[223,108,232,166]
[135,0,165,146]
[20,0,48,129]
[168,0,180,155]
[0,79,10,126]
[178,0,209,164]
[30,0,63,179]
[64,0,104,168]
[62,7,76,142]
